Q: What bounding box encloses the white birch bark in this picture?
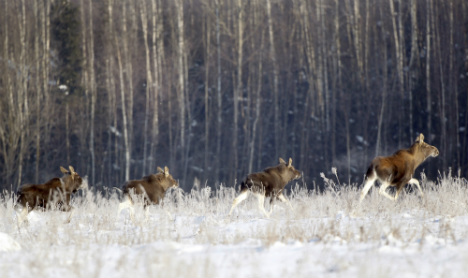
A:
[140,0,152,174]
[175,0,186,148]
[266,0,279,157]
[426,0,432,136]
[88,0,97,185]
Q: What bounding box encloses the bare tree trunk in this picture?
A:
[434,3,446,168]
[175,0,186,149]
[78,0,97,184]
[204,12,211,181]
[106,56,117,184]
[215,0,222,183]
[331,0,342,164]
[17,0,30,187]
[140,0,152,175]
[266,0,279,158]
[249,30,264,174]
[41,0,52,174]
[345,109,351,184]
[346,0,363,83]
[111,1,130,181]
[354,0,363,81]
[1,1,10,183]
[106,0,117,185]
[66,102,70,163]
[175,0,191,182]
[0,1,21,186]
[389,0,405,144]
[364,0,370,91]
[88,0,96,185]
[80,0,90,177]
[232,0,243,180]
[409,0,419,140]
[33,0,41,183]
[299,0,321,117]
[448,0,460,170]
[376,4,389,157]
[426,0,432,137]
[389,0,404,96]
[117,43,130,181]
[149,0,162,172]
[124,2,135,177]
[319,0,329,132]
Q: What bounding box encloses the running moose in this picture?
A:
[16,166,85,223]
[118,166,179,217]
[229,157,302,217]
[359,133,439,202]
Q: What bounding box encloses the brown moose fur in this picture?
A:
[118,166,178,216]
[16,166,85,222]
[229,157,302,217]
[359,133,439,202]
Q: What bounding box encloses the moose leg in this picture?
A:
[65,207,75,224]
[277,193,294,211]
[16,206,29,224]
[255,193,270,218]
[378,181,396,201]
[394,184,405,201]
[229,189,249,216]
[118,195,135,219]
[269,196,276,214]
[144,205,150,220]
[408,178,424,197]
[359,176,377,202]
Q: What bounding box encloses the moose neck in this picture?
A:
[276,165,295,184]
[60,177,69,188]
[409,144,431,168]
[158,174,173,191]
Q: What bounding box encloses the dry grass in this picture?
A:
[1,170,467,277]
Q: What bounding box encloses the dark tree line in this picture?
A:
[1,0,467,192]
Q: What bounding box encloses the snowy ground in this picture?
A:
[1,171,468,278]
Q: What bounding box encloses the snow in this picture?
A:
[1,174,468,277]
[0,232,21,251]
[109,126,122,137]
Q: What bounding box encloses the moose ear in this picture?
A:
[69,165,75,174]
[288,158,293,167]
[157,166,164,173]
[60,166,69,174]
[279,158,286,164]
[164,166,170,177]
[416,133,424,145]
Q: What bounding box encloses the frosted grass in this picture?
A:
[1,171,468,278]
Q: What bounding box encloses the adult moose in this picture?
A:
[16,166,85,223]
[229,157,302,217]
[359,133,439,202]
[117,166,179,217]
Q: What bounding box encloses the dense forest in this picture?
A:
[1,0,467,192]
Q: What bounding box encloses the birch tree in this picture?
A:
[149,0,163,172]
[175,0,187,150]
[140,0,152,174]
[266,0,279,158]
[426,0,433,137]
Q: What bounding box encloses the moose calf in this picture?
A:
[360,133,439,202]
[118,166,178,217]
[229,157,302,217]
[16,166,85,223]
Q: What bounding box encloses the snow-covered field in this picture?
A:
[1,171,468,278]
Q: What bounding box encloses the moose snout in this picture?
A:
[80,177,89,189]
[432,148,440,157]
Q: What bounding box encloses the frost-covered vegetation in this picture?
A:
[1,171,468,278]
